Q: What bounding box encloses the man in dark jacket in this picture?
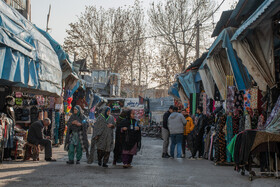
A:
[162,105,174,158]
[27,118,56,161]
[189,107,206,160]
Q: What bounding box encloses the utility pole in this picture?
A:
[138,45,141,97]
[195,20,201,59]
[46,5,51,32]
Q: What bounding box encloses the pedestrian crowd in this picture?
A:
[27,105,141,168]
[162,105,206,160]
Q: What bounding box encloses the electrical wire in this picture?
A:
[201,0,226,24]
[66,26,209,48]
[66,0,226,48]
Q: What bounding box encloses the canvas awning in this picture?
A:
[178,86,188,106]
[0,1,62,96]
[36,26,79,87]
[199,59,215,99]
[178,71,199,99]
[231,0,280,91]
[168,82,180,100]
[207,27,251,99]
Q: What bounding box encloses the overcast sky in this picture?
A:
[31,0,232,44]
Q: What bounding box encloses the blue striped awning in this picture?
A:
[0,1,62,96]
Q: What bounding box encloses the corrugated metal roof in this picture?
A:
[227,0,265,27]
[212,10,233,37]
[232,0,280,40]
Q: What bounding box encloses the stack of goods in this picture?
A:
[0,114,14,161]
[11,125,27,159]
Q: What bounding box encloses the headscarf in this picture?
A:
[74,105,83,116]
[104,107,111,119]
[117,110,128,120]
[125,110,133,120]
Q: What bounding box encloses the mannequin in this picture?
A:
[3,96,15,160]
[5,96,15,123]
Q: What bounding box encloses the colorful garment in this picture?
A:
[244,90,251,111]
[65,106,89,152]
[265,96,280,128]
[250,87,258,110]
[226,86,235,113]
[232,115,240,135]
[218,115,226,163]
[192,93,196,115]
[226,134,237,162]
[203,93,207,115]
[251,110,259,129]
[234,89,244,111]
[226,115,233,163]
[244,112,252,130]
[265,96,280,132]
[257,114,265,130]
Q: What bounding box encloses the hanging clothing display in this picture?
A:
[203,93,207,115]
[225,115,233,163]
[232,113,240,135]
[214,85,221,101]
[189,93,193,115]
[257,114,265,130]
[250,87,258,110]
[234,89,244,111]
[226,86,235,113]
[51,110,55,143]
[265,96,280,128]
[218,115,226,163]
[244,111,252,130]
[243,90,251,111]
[192,93,197,115]
[59,113,66,144]
[54,112,60,145]
[251,111,259,130]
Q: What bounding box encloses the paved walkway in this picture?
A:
[0,138,279,187]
